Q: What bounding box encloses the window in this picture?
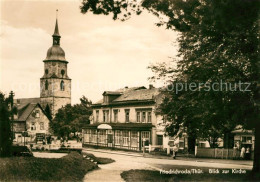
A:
[122,130,129,146]
[103,96,109,103]
[141,131,150,146]
[60,80,65,91]
[96,110,99,122]
[114,110,118,122]
[157,135,163,145]
[131,131,138,147]
[45,80,48,90]
[40,122,44,130]
[142,112,146,123]
[91,130,97,143]
[115,130,121,145]
[147,112,152,123]
[136,112,141,122]
[61,69,65,76]
[35,110,40,118]
[242,136,252,143]
[45,69,48,75]
[103,110,109,122]
[125,109,130,122]
[31,123,36,130]
[98,130,106,144]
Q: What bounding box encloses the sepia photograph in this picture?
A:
[0,0,259,181]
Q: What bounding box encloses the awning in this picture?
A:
[97,124,112,130]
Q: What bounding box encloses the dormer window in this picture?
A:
[60,80,65,91]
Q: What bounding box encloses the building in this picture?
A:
[82,86,187,151]
[232,128,254,150]
[40,19,71,116]
[13,17,71,143]
[13,100,51,143]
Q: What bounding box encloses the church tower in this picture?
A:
[40,17,71,117]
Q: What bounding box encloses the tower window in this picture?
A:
[60,80,65,91]
[45,80,48,90]
[61,69,65,76]
[45,69,49,75]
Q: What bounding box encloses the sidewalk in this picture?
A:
[83,147,253,167]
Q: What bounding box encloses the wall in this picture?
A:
[25,106,50,140]
[43,62,68,79]
[40,78,71,98]
[93,104,157,125]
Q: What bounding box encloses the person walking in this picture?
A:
[245,147,250,160]
[240,146,245,159]
[172,145,178,159]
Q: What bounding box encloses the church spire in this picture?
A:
[52,10,60,45]
[53,19,60,37]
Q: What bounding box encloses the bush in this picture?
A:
[84,153,115,164]
[0,152,97,181]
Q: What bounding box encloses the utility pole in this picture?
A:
[9,91,15,141]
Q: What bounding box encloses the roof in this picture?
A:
[231,129,253,134]
[45,45,66,62]
[14,98,50,122]
[53,19,60,37]
[114,87,159,102]
[103,91,122,95]
[93,86,160,106]
[15,98,41,110]
[15,103,38,121]
[83,123,154,130]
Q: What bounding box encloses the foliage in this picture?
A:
[0,92,12,157]
[0,152,97,181]
[85,152,115,164]
[51,96,92,138]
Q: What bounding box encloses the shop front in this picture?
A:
[82,123,153,151]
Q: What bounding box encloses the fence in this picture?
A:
[195,147,254,160]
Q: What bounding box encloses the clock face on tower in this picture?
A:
[54,39,58,44]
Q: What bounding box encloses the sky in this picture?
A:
[0,0,178,104]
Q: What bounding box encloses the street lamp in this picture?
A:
[9,91,15,141]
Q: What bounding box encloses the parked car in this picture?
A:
[11,145,33,157]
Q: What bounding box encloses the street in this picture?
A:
[83,148,253,182]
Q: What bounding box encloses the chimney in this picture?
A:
[149,84,154,89]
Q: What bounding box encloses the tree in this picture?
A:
[44,104,52,120]
[51,96,92,138]
[80,0,260,177]
[0,92,12,157]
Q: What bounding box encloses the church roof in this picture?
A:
[44,17,67,62]
[53,19,60,37]
[45,46,66,62]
